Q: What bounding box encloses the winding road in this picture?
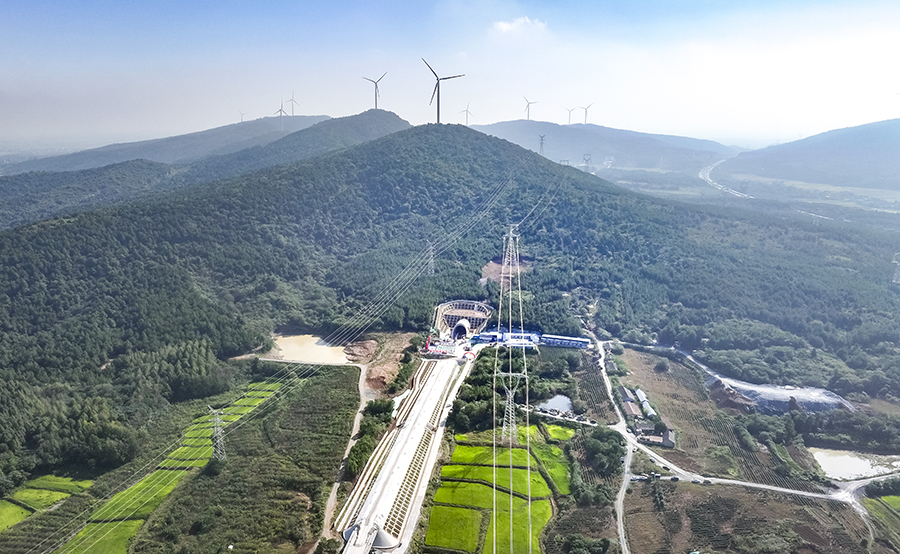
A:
[584,332,894,553]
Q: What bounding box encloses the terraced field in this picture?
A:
[50,380,283,553]
[424,425,576,554]
[0,475,93,536]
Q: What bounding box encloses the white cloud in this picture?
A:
[491,16,546,36]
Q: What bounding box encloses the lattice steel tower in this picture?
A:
[492,226,533,554]
[209,406,226,462]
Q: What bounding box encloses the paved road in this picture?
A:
[583,331,898,554]
[699,159,753,198]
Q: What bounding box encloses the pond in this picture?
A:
[272,334,348,364]
[536,395,573,412]
[808,447,900,480]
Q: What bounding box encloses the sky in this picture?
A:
[2,0,899,152]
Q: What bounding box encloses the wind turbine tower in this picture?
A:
[565,107,576,125]
[423,58,464,124]
[274,98,288,131]
[461,102,473,126]
[287,91,300,116]
[580,103,593,125]
[524,97,537,120]
[238,110,246,123]
[363,72,387,109]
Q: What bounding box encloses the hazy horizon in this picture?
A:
[3,0,899,153]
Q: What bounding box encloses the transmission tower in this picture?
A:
[582,153,592,173]
[209,406,226,462]
[538,134,545,156]
[491,226,533,554]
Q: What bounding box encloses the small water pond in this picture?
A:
[536,394,573,412]
[809,447,900,480]
[272,334,347,364]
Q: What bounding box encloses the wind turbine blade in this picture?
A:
[363,77,375,83]
[377,71,387,83]
[441,74,464,80]
[586,103,593,109]
[422,58,439,79]
[429,82,439,105]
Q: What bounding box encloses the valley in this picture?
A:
[0,115,899,554]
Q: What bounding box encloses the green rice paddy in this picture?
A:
[0,500,31,532]
[56,519,145,554]
[425,506,483,552]
[441,465,551,497]
[882,495,900,510]
[24,475,92,494]
[10,488,70,511]
[434,481,506,510]
[91,470,187,521]
[233,396,268,406]
[483,498,552,554]
[451,445,536,467]
[531,443,570,494]
[545,424,576,441]
[157,458,209,468]
[181,437,212,447]
[168,445,214,460]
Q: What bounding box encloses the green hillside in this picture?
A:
[173,109,411,184]
[0,110,410,230]
[1,122,900,488]
[0,159,173,229]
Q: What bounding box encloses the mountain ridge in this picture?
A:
[0,115,330,175]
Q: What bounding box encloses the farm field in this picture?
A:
[451,445,536,468]
[441,465,551,497]
[571,352,618,425]
[10,488,69,511]
[424,505,483,552]
[0,500,30,532]
[428,481,551,554]
[456,424,573,494]
[545,424,575,441]
[617,347,819,492]
[56,519,144,554]
[24,475,92,495]
[624,481,869,554]
[864,497,900,548]
[91,470,188,521]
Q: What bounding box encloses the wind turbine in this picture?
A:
[286,91,299,116]
[423,58,464,124]
[565,107,576,125]
[363,72,387,109]
[460,102,473,125]
[238,110,246,123]
[524,97,537,120]
[274,98,288,131]
[580,103,593,125]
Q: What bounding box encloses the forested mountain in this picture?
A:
[0,115,329,175]
[171,109,411,184]
[0,110,410,230]
[0,160,173,229]
[472,120,740,172]
[2,122,900,485]
[715,118,900,189]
